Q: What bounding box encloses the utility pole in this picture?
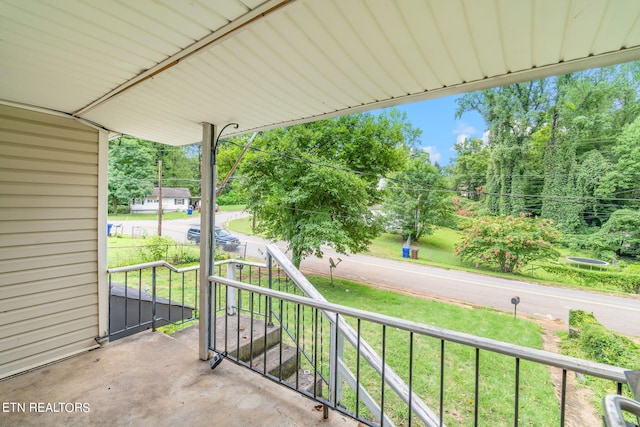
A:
[158,160,162,236]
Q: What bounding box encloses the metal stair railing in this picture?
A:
[264,244,441,427]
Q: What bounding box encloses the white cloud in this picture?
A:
[422,146,441,164]
[452,121,477,137]
[482,130,490,144]
[456,133,469,144]
[451,121,480,146]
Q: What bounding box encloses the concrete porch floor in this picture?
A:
[0,329,355,427]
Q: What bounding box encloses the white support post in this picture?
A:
[199,122,217,361]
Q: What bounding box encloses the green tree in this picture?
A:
[241,111,417,267]
[448,137,488,201]
[540,68,639,231]
[455,213,560,273]
[456,81,549,215]
[382,150,453,242]
[590,209,640,259]
[596,116,640,209]
[149,143,200,197]
[108,137,155,213]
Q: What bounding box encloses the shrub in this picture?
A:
[456,213,560,273]
[138,235,175,262]
[542,264,639,294]
[566,310,640,366]
[217,187,246,205]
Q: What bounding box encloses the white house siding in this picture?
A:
[0,104,103,379]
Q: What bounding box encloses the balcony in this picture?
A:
[2,244,637,426]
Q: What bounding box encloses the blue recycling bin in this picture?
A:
[402,247,410,258]
[187,208,193,215]
[107,223,113,236]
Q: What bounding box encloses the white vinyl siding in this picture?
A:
[0,104,101,379]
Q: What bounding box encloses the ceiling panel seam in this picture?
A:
[72,0,292,118]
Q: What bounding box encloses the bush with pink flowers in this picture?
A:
[455,213,561,273]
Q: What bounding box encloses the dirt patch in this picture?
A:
[538,318,601,427]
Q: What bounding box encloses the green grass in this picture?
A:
[107,234,200,268]
[304,276,560,426]
[366,226,462,268]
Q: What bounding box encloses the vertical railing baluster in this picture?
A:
[408,331,414,426]
[381,324,386,427]
[168,269,172,322]
[108,273,112,339]
[194,269,198,319]
[514,357,520,427]
[356,319,361,419]
[332,313,339,409]
[223,284,229,354]
[475,348,480,427]
[267,253,273,326]
[180,271,185,322]
[237,288,242,359]
[249,291,255,366]
[151,266,157,331]
[560,369,567,427]
[440,339,445,427]
[278,299,283,379]
[295,303,301,389]
[263,294,268,374]
[313,308,319,400]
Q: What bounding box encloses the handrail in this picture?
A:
[264,244,440,426]
[108,260,199,274]
[107,258,266,274]
[210,276,629,384]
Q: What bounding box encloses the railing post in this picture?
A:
[227,263,237,316]
[267,252,273,326]
[152,266,157,332]
[329,319,345,405]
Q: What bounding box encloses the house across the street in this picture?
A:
[130,187,192,214]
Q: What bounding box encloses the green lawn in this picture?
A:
[305,275,560,426]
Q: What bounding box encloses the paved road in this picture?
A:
[238,232,640,339]
[109,211,247,243]
[112,214,640,338]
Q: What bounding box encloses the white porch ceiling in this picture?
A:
[1,0,639,145]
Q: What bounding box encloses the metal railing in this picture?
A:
[106,258,266,340]
[207,245,633,427]
[106,251,635,426]
[107,261,200,340]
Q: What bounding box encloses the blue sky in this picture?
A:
[378,94,487,166]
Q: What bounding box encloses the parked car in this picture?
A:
[186,225,240,251]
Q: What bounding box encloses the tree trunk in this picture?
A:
[291,244,303,269]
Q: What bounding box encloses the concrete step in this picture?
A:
[249,343,299,380]
[284,368,324,396]
[169,315,281,361]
